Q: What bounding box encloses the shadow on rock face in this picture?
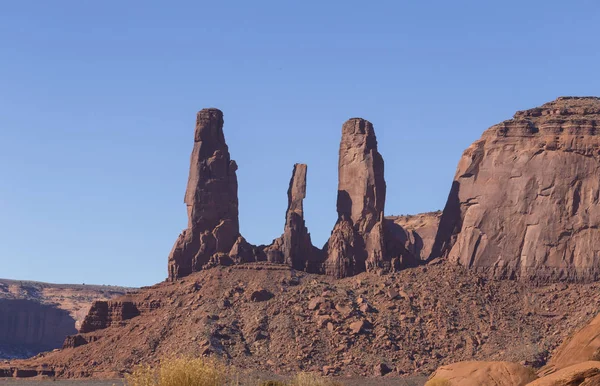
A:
[0,299,77,359]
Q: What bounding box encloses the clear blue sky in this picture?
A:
[1,1,598,287]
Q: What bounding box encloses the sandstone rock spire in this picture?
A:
[325,118,387,278]
[281,164,315,269]
[432,97,600,282]
[262,164,321,271]
[168,108,240,280]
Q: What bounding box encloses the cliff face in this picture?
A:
[0,299,76,359]
[433,97,600,281]
[0,279,130,359]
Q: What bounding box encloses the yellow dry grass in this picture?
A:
[126,356,237,386]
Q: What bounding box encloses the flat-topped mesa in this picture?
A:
[168,108,241,280]
[325,118,387,278]
[433,97,600,282]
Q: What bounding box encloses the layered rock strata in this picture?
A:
[433,97,600,282]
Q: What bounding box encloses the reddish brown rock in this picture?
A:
[427,361,538,386]
[542,313,600,374]
[529,362,600,386]
[168,108,241,280]
[281,164,318,270]
[79,300,160,333]
[324,118,387,278]
[262,164,322,271]
[385,211,442,268]
[433,97,600,282]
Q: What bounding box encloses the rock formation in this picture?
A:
[529,362,600,386]
[168,108,241,280]
[324,118,387,278]
[0,279,128,360]
[263,164,321,271]
[0,299,76,358]
[541,313,600,375]
[384,211,442,269]
[426,361,538,386]
[433,97,600,282]
[78,300,160,333]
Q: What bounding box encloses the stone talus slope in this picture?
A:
[7,262,600,378]
[168,108,241,280]
[433,97,600,282]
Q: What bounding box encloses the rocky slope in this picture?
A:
[6,97,600,379]
[433,97,600,282]
[0,279,130,359]
[5,261,600,378]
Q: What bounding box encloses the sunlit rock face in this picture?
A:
[433,97,600,282]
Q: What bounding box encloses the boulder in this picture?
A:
[427,361,537,386]
[433,97,600,282]
[542,314,600,374]
[528,361,600,386]
[168,108,241,280]
[249,289,273,302]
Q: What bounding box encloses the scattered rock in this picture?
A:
[250,289,273,302]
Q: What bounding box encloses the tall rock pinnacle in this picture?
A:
[325,118,387,278]
[168,108,240,280]
[282,164,321,270]
[433,97,600,282]
[262,164,321,271]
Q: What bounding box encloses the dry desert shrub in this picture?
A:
[125,356,237,386]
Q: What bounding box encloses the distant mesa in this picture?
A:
[168,96,600,283]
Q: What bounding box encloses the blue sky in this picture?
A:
[1,1,598,287]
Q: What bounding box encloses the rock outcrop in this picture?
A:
[325,118,387,278]
[0,299,76,358]
[384,211,442,269]
[0,279,129,359]
[168,108,241,280]
[426,361,538,386]
[529,362,600,386]
[433,97,600,282]
[79,300,160,334]
[263,164,321,271]
[541,313,600,374]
